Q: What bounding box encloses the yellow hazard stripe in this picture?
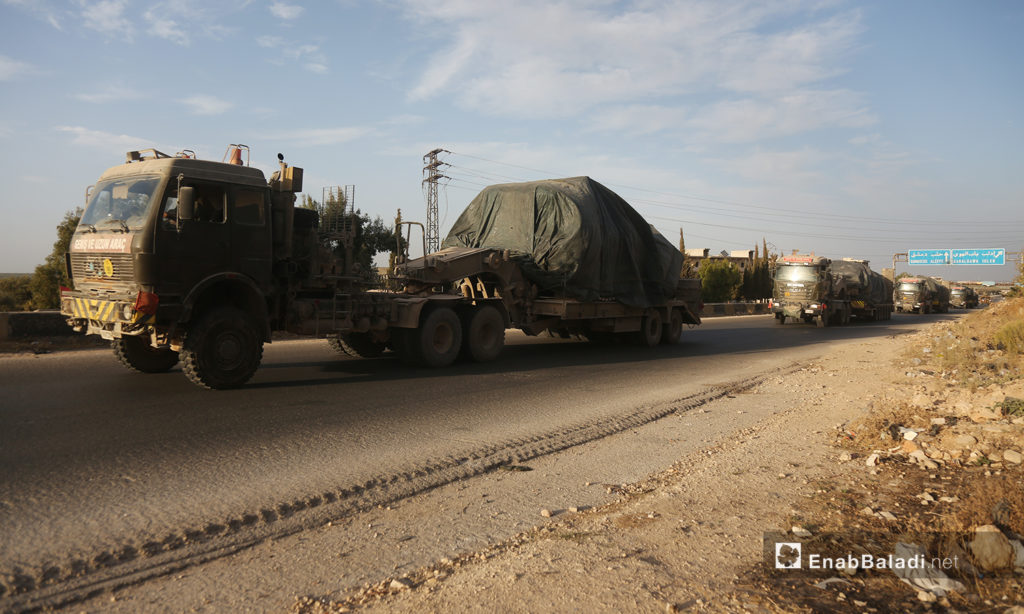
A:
[72,297,122,323]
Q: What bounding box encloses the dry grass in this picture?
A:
[994,319,1024,354]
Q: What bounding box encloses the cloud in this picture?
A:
[74,83,145,103]
[77,0,134,40]
[0,55,34,81]
[56,125,152,154]
[269,1,303,19]
[267,126,373,146]
[399,0,868,141]
[144,7,189,46]
[181,95,234,115]
[4,0,64,29]
[258,36,328,73]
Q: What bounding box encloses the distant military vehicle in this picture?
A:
[949,285,979,309]
[894,276,950,314]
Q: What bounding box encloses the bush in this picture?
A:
[994,319,1024,354]
[0,275,33,311]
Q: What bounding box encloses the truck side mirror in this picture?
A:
[178,186,195,223]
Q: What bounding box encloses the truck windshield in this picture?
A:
[898,282,921,292]
[80,176,161,230]
[775,265,818,283]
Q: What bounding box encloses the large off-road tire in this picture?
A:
[661,308,683,344]
[462,306,505,362]
[413,307,462,368]
[775,313,786,325]
[181,307,263,389]
[637,309,662,347]
[328,333,386,358]
[112,335,179,373]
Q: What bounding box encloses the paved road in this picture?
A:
[0,313,949,604]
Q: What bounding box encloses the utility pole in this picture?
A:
[422,148,449,254]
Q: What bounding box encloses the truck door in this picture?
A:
[229,186,272,290]
[156,181,231,296]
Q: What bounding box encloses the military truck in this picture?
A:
[893,276,950,314]
[771,255,893,327]
[60,149,701,389]
[949,285,979,309]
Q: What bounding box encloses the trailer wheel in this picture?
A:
[328,333,386,358]
[414,307,462,368]
[181,307,263,389]
[661,308,683,344]
[638,309,662,347]
[112,336,179,373]
[463,306,505,362]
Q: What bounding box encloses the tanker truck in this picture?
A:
[60,148,701,389]
[893,276,950,314]
[771,255,893,327]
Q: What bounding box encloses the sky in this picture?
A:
[0,0,1021,281]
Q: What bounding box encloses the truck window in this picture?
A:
[81,176,160,230]
[160,183,225,228]
[233,188,265,226]
[775,265,818,283]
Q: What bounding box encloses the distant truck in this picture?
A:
[893,277,951,314]
[60,149,700,389]
[771,255,893,327]
[949,285,979,309]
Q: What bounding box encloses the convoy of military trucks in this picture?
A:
[58,146,986,388]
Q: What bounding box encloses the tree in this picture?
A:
[678,228,697,279]
[0,275,33,311]
[30,208,81,309]
[698,259,742,303]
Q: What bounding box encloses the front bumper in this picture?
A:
[61,293,155,339]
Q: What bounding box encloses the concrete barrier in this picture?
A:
[701,302,771,317]
[0,311,74,340]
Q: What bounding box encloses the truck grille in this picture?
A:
[71,253,134,284]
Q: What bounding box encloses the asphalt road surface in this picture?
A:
[0,313,949,608]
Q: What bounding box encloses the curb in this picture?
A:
[700,302,771,317]
[0,311,74,341]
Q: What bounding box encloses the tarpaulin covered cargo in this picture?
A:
[831,260,893,305]
[441,177,681,307]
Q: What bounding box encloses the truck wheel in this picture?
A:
[775,313,786,325]
[638,309,662,347]
[328,333,386,358]
[112,336,179,373]
[661,308,683,344]
[463,306,505,362]
[181,307,263,389]
[414,307,462,368]
[816,314,828,328]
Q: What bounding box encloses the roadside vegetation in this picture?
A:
[1,209,80,311]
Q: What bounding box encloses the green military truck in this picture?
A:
[893,276,951,314]
[771,254,893,327]
[949,285,979,309]
[61,150,701,389]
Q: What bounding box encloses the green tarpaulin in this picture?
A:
[442,177,681,307]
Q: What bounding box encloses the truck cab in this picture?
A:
[61,147,304,388]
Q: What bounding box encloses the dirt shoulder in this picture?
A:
[292,307,1024,614]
